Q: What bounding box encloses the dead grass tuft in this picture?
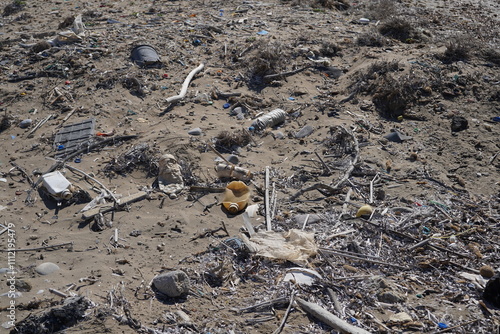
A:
[243,40,287,87]
[365,0,397,20]
[0,114,11,132]
[439,36,472,63]
[319,41,342,57]
[357,31,386,47]
[214,130,252,153]
[480,48,500,66]
[2,0,25,17]
[378,17,422,43]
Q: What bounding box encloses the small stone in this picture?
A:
[480,265,495,278]
[343,264,358,273]
[188,127,202,136]
[389,312,412,324]
[19,119,32,128]
[377,290,406,304]
[13,279,32,292]
[35,262,60,275]
[294,125,314,138]
[293,214,321,226]
[451,115,468,132]
[272,131,285,139]
[153,270,190,298]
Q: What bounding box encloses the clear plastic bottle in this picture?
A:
[250,109,287,131]
[222,181,250,214]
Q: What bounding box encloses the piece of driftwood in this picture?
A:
[65,164,118,204]
[263,65,311,82]
[265,166,272,231]
[320,248,409,270]
[166,63,204,103]
[272,291,296,334]
[27,114,53,137]
[235,296,289,314]
[82,191,148,220]
[296,298,372,334]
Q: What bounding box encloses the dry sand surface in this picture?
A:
[0,0,499,333]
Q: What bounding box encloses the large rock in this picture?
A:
[35,263,60,275]
[153,270,190,298]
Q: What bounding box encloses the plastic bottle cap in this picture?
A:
[223,103,231,109]
[248,126,255,131]
[61,190,72,200]
[228,203,239,213]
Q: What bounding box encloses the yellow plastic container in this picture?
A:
[222,181,251,214]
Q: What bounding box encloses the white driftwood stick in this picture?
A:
[301,214,310,230]
[265,166,271,231]
[166,63,205,103]
[296,298,372,334]
[65,164,118,203]
[369,173,380,204]
[342,188,353,215]
[49,288,68,298]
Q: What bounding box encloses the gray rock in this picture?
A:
[153,270,190,297]
[272,131,285,139]
[293,214,322,227]
[377,289,406,304]
[295,125,314,138]
[188,127,202,136]
[35,262,60,275]
[384,130,412,143]
[19,119,32,128]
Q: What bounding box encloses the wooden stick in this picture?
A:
[272,291,296,334]
[263,65,311,82]
[49,288,68,298]
[1,241,73,252]
[320,248,409,270]
[265,166,272,231]
[314,151,332,175]
[408,238,430,251]
[65,164,118,204]
[326,288,343,317]
[57,107,78,128]
[81,191,148,220]
[27,114,53,137]
[342,188,353,215]
[166,63,204,103]
[369,173,380,204]
[296,298,372,334]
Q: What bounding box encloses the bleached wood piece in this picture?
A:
[166,63,204,103]
[296,298,372,334]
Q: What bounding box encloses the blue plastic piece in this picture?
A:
[438,323,448,329]
[223,103,231,109]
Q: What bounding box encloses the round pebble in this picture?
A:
[479,265,495,278]
[19,119,32,129]
[188,127,202,136]
[35,262,60,275]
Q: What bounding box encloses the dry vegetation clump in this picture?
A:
[0,113,12,132]
[438,36,473,63]
[319,41,342,57]
[214,130,252,153]
[242,40,288,88]
[349,60,433,118]
[349,60,400,95]
[283,0,350,10]
[378,17,423,43]
[102,143,159,178]
[364,0,397,20]
[2,0,25,17]
[372,75,427,118]
[480,48,500,66]
[357,31,386,47]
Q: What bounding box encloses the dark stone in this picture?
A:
[483,274,500,308]
[450,115,468,132]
